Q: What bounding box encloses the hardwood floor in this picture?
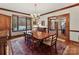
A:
[6,36,79,55]
[63,41,79,55]
[7,37,66,55]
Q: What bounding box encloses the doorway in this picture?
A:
[48,14,70,41]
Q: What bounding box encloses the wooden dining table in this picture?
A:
[32,30,56,40]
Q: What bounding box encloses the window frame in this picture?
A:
[12,15,32,32]
[26,17,32,30]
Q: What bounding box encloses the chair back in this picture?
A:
[51,34,57,46]
[43,33,57,46]
[27,30,32,35]
[24,32,32,41]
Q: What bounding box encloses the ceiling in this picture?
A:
[0,3,75,15]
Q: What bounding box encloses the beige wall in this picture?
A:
[0,9,30,36]
[0,6,79,42]
[40,6,79,42]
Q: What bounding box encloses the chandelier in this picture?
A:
[31,4,40,20]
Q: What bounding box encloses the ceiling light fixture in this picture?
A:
[31,3,40,20]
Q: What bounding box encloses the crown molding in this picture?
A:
[0,8,30,15]
[40,3,79,16]
[0,3,79,16]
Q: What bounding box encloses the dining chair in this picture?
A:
[43,33,57,53]
[24,32,32,45]
[24,31,40,49]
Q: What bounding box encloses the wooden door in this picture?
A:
[0,14,11,37]
[0,15,6,30]
[0,14,11,55]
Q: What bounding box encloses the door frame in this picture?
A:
[48,13,70,41]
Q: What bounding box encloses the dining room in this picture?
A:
[0,3,79,55]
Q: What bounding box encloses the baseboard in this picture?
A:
[70,40,79,44]
[9,34,24,39]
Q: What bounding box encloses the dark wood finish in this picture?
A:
[57,14,70,41]
[24,31,40,51]
[0,14,11,55]
[0,3,79,17]
[0,36,8,55]
[26,17,32,30]
[12,14,31,18]
[32,30,56,40]
[55,22,58,37]
[0,8,30,15]
[7,36,79,55]
[70,30,79,32]
[7,36,67,55]
[48,16,58,37]
[40,3,79,16]
[24,31,32,42]
[0,14,11,37]
[43,34,57,53]
[37,27,47,32]
[7,15,11,39]
[10,34,24,39]
[9,29,79,40]
[12,15,32,32]
[48,13,70,41]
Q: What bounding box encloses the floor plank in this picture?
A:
[7,37,67,55]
